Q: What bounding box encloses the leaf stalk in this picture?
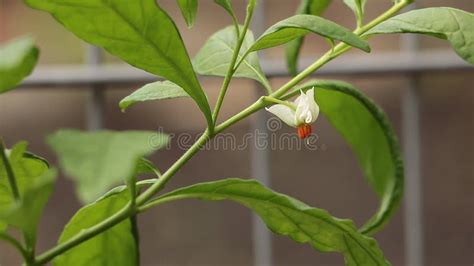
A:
[212,0,256,124]
[0,140,20,201]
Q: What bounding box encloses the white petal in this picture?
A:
[295,91,310,125]
[306,88,320,123]
[266,104,297,127]
[294,90,305,105]
[293,88,320,125]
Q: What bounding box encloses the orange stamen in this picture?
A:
[297,124,312,139]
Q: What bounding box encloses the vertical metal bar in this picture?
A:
[85,45,105,131]
[250,1,272,265]
[401,3,424,266]
[402,80,423,266]
[250,108,272,266]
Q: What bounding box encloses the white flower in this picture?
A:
[266,88,320,139]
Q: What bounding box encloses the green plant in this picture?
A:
[1,0,473,265]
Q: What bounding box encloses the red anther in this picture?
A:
[297,124,312,139]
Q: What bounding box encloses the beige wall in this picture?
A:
[1,0,473,265]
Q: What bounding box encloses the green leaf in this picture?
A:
[53,185,138,266]
[177,0,198,28]
[1,169,56,245]
[343,0,367,26]
[119,80,189,112]
[0,141,53,244]
[0,36,39,93]
[194,26,271,89]
[285,0,332,75]
[156,178,390,266]
[248,15,370,53]
[135,158,161,177]
[25,0,213,126]
[0,142,49,213]
[0,221,8,234]
[23,151,50,168]
[307,0,332,15]
[0,222,6,233]
[214,0,238,27]
[289,80,403,235]
[365,7,474,65]
[47,130,169,203]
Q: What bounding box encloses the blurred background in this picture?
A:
[0,0,473,265]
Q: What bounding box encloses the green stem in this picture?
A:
[138,194,194,213]
[128,176,137,208]
[231,16,240,40]
[34,132,210,265]
[34,204,133,265]
[0,233,29,261]
[128,176,140,265]
[130,215,140,266]
[212,1,255,124]
[262,96,296,111]
[215,99,267,134]
[23,234,36,266]
[272,0,410,99]
[136,132,210,206]
[234,49,273,95]
[32,1,412,264]
[0,140,20,201]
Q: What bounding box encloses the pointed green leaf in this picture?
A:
[120,80,189,112]
[366,7,474,65]
[0,36,39,93]
[25,0,213,126]
[177,0,198,28]
[286,80,403,235]
[194,26,271,89]
[23,151,50,168]
[248,15,370,53]
[135,158,161,177]
[0,142,53,244]
[156,179,389,266]
[343,0,367,26]
[286,0,332,75]
[47,130,169,203]
[53,185,138,266]
[214,0,238,26]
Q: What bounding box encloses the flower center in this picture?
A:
[297,123,312,139]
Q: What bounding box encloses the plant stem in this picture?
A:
[0,233,29,261]
[212,1,255,124]
[136,132,210,205]
[271,0,410,99]
[138,194,195,213]
[23,234,36,266]
[0,140,20,201]
[34,132,210,265]
[262,96,296,110]
[34,203,133,265]
[215,99,267,134]
[32,1,412,263]
[130,215,140,266]
[128,176,140,265]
